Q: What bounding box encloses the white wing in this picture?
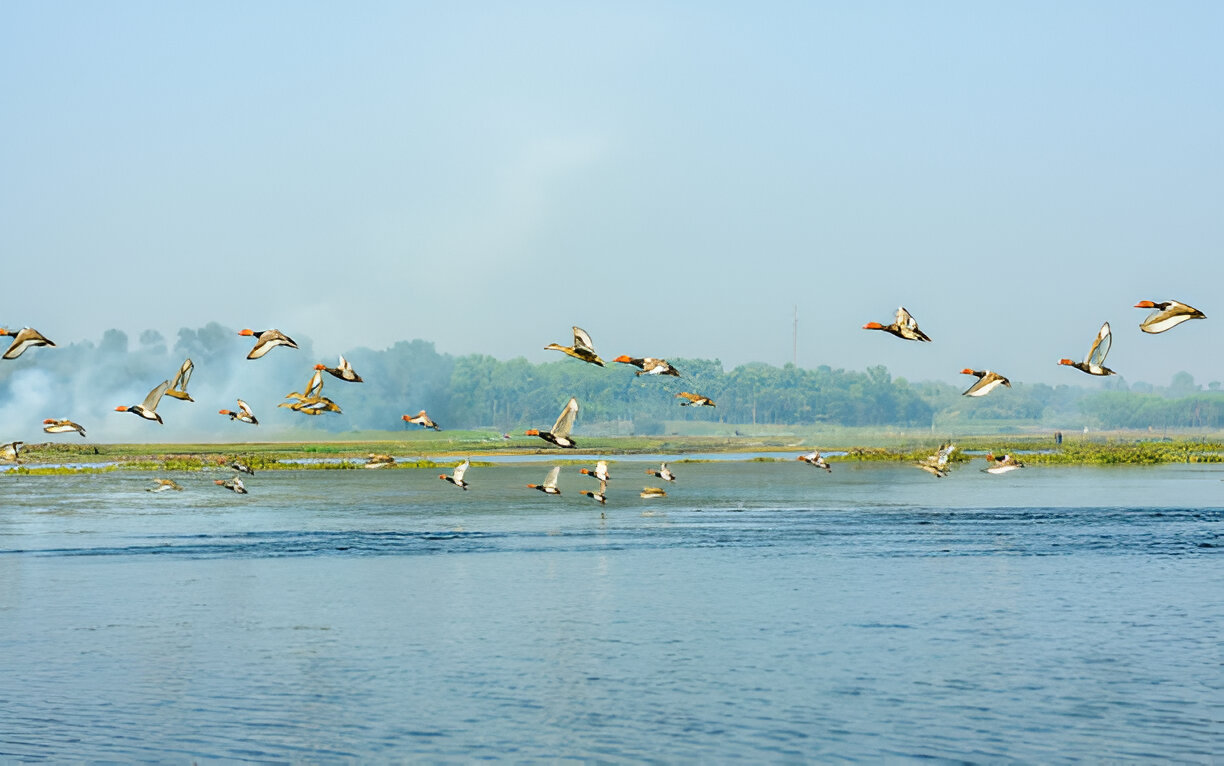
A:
[453,459,470,482]
[173,358,193,389]
[543,465,561,489]
[896,307,918,331]
[572,326,596,353]
[142,380,170,411]
[1086,322,1112,367]
[237,399,255,419]
[551,397,579,437]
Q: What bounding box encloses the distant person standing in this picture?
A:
[1055,431,1063,445]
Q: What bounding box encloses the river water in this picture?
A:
[1,460,1221,761]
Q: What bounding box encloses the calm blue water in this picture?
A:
[1,460,1222,762]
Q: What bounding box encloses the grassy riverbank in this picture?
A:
[5,429,1224,474]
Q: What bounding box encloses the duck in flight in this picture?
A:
[0,327,55,359]
[318,356,363,383]
[862,307,931,342]
[580,479,609,505]
[439,459,470,489]
[983,453,1024,474]
[646,462,676,482]
[1059,322,1116,376]
[215,476,248,494]
[526,397,579,448]
[165,359,194,401]
[580,460,611,482]
[613,356,681,376]
[148,479,184,492]
[545,326,605,367]
[960,369,1012,397]
[239,328,298,359]
[916,443,955,478]
[219,399,259,425]
[115,380,170,424]
[402,410,441,431]
[797,451,832,472]
[0,441,23,463]
[527,465,562,495]
[676,391,716,407]
[42,418,86,437]
[1134,300,1206,334]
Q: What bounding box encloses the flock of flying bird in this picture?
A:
[0,298,1208,501]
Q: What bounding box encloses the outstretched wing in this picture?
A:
[895,306,918,331]
[1086,322,1112,366]
[142,380,170,411]
[572,326,596,353]
[544,465,561,489]
[551,397,579,437]
[453,459,470,482]
[306,369,324,398]
[172,358,193,390]
[237,399,255,419]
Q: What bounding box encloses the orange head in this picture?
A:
[525,428,540,436]
[438,474,446,480]
[114,405,129,412]
[1058,358,1074,366]
[580,468,591,475]
[314,364,326,370]
[401,414,411,421]
[960,368,975,375]
[1134,300,1156,308]
[219,409,231,415]
[612,355,633,364]
[0,328,9,336]
[214,479,225,485]
[42,418,54,424]
[526,483,539,489]
[863,322,884,330]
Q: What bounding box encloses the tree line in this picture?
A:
[0,323,1220,435]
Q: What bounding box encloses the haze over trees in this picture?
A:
[1,323,1221,439]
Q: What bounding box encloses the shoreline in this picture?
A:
[5,434,1224,473]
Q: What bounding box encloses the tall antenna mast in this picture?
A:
[792,305,798,366]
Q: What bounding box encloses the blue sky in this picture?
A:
[2,2,1221,389]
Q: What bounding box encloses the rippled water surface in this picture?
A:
[2,461,1222,761]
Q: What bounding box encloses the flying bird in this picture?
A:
[916,443,956,478]
[526,397,579,448]
[402,410,441,431]
[676,391,716,407]
[115,380,170,424]
[0,327,55,359]
[960,369,1012,397]
[214,476,248,494]
[148,479,184,493]
[165,359,194,401]
[983,453,1025,474]
[613,356,681,376]
[42,418,86,437]
[545,326,605,367]
[230,460,254,475]
[797,451,832,472]
[527,465,562,495]
[646,462,676,482]
[1134,300,1206,334]
[1059,322,1116,376]
[439,459,470,489]
[219,399,259,425]
[640,487,667,498]
[364,453,395,469]
[318,356,363,383]
[0,441,23,463]
[580,460,611,482]
[862,307,931,342]
[580,479,609,505]
[239,328,298,359]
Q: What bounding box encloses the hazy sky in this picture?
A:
[3,2,1222,389]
